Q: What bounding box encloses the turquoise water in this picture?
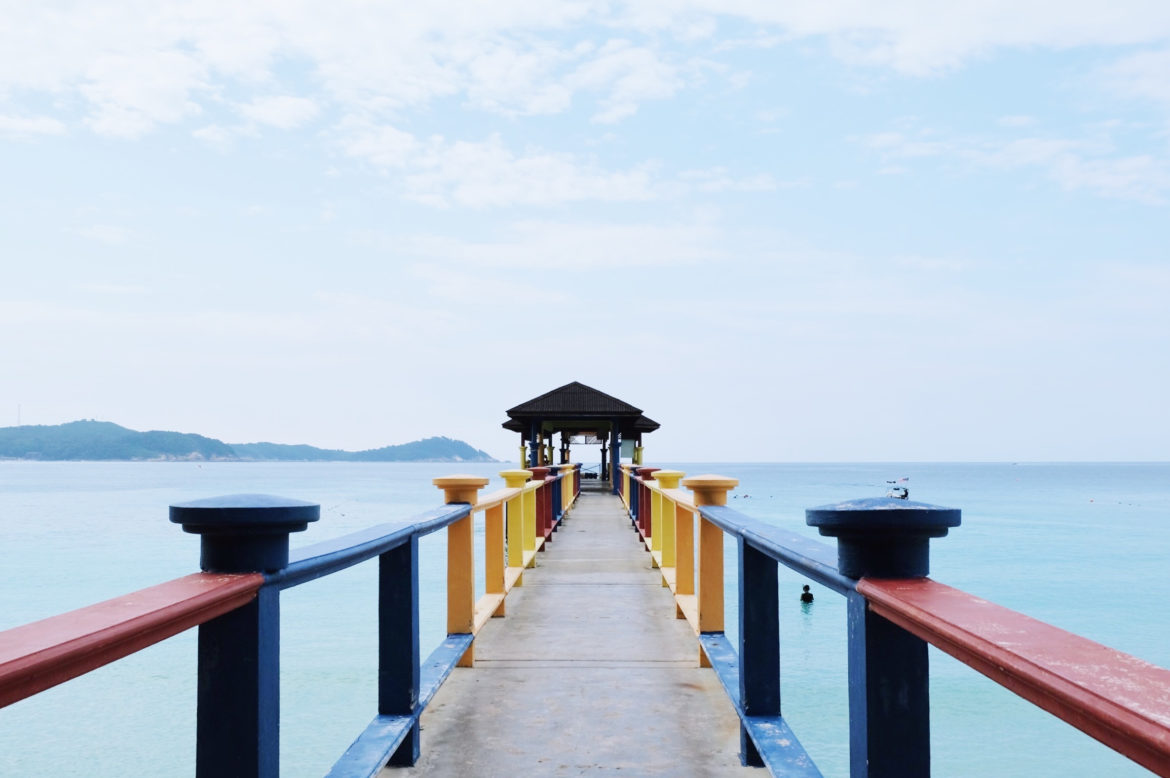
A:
[1,461,1167,776]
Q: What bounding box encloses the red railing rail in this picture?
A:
[859,577,1170,776]
[0,572,263,708]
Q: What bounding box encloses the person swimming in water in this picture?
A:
[800,585,813,604]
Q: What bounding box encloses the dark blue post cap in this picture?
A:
[805,497,960,578]
[170,494,320,573]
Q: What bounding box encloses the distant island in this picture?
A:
[0,420,498,463]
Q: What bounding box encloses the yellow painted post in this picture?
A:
[500,469,530,581]
[623,464,634,510]
[653,471,684,570]
[485,502,505,616]
[433,475,489,667]
[559,464,575,513]
[634,445,643,465]
[683,474,738,667]
[519,445,528,468]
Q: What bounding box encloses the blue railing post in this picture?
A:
[171,494,320,778]
[629,469,639,523]
[738,540,779,766]
[807,498,960,778]
[552,474,562,524]
[381,535,421,765]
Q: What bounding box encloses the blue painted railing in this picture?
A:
[622,469,1170,777]
[0,467,579,777]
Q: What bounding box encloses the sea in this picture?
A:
[1,461,1167,777]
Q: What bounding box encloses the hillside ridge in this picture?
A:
[0,420,498,462]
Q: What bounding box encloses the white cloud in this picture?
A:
[864,126,1170,204]
[81,50,207,138]
[463,41,575,115]
[0,114,67,139]
[675,167,779,192]
[568,40,684,123]
[394,217,724,268]
[239,96,320,129]
[337,118,787,207]
[192,123,239,147]
[998,115,1038,127]
[81,283,151,296]
[76,225,134,246]
[6,2,1167,146]
[688,1,1170,75]
[336,116,419,168]
[410,137,658,207]
[1106,47,1170,105]
[338,123,657,207]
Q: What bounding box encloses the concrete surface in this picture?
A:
[385,491,756,776]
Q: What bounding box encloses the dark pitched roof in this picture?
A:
[502,382,660,436]
[506,381,643,418]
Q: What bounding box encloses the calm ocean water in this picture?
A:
[1,461,1167,776]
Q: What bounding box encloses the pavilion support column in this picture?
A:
[528,420,541,467]
[609,422,619,494]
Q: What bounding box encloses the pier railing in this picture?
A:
[0,464,580,777]
[620,463,1170,777]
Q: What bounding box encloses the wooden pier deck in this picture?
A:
[386,489,755,776]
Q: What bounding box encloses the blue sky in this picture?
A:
[2,2,1168,461]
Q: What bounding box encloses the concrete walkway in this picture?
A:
[386,491,755,776]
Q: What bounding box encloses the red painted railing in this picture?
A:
[860,578,1170,776]
[0,572,263,708]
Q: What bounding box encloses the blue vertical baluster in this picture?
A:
[845,590,929,777]
[630,470,639,524]
[170,494,319,778]
[738,539,780,766]
[807,497,960,778]
[381,536,420,765]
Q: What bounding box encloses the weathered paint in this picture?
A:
[806,497,960,579]
[174,495,320,778]
[860,577,1170,776]
[846,590,929,778]
[12,471,1170,778]
[0,572,262,708]
[380,536,420,765]
[328,634,473,778]
[699,633,823,777]
[739,539,780,767]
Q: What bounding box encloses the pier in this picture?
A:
[3,383,1170,776]
[393,486,752,775]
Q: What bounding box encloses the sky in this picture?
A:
[1,2,1168,462]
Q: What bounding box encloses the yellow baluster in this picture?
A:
[559,464,575,513]
[683,474,738,667]
[500,470,530,583]
[433,475,489,668]
[653,471,684,571]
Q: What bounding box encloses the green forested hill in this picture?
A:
[0,421,497,462]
